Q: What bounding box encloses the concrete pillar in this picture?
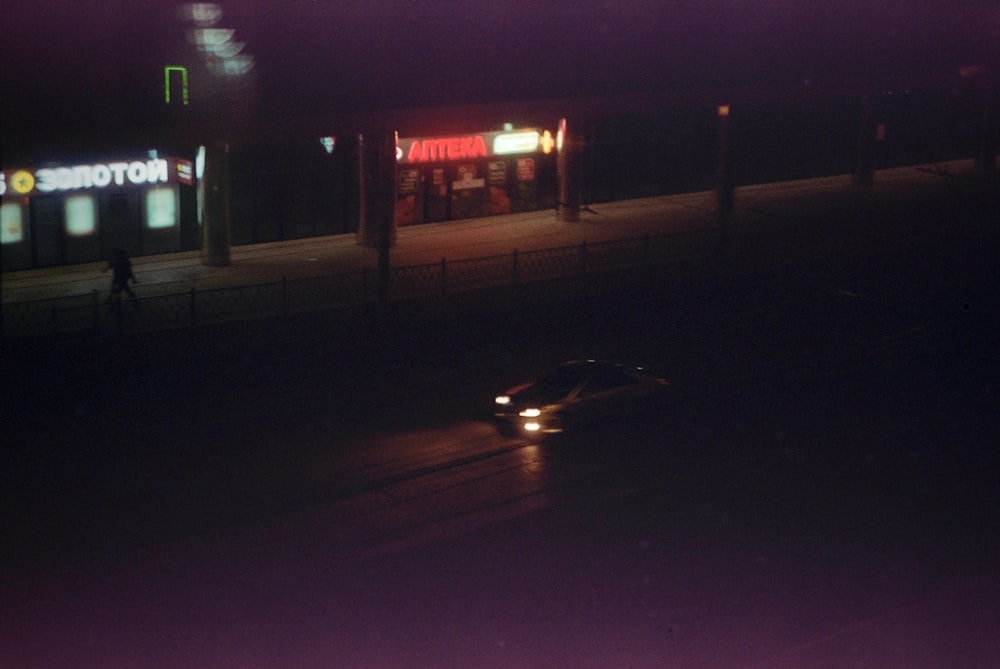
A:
[356,132,397,250]
[201,142,231,267]
[853,94,875,187]
[376,131,397,304]
[557,117,583,222]
[355,131,397,305]
[356,134,372,247]
[976,85,996,171]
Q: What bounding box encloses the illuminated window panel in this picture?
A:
[492,131,539,155]
[65,194,97,237]
[146,186,178,229]
[1,202,26,244]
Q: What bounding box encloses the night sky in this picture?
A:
[3,1,998,139]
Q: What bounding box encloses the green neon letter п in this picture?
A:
[165,66,189,105]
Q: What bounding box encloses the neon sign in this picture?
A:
[540,130,556,155]
[165,66,189,105]
[397,129,542,164]
[5,170,36,196]
[405,136,488,163]
[492,131,539,155]
[1,158,182,196]
[176,160,195,185]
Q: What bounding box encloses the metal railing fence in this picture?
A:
[2,232,701,340]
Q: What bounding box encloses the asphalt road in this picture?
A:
[2,186,998,668]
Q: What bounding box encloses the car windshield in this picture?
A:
[532,364,589,399]
[579,365,637,396]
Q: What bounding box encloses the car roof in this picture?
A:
[558,360,627,372]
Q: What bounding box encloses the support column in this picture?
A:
[355,131,397,304]
[976,84,996,171]
[356,134,372,247]
[201,142,231,267]
[376,131,397,304]
[853,93,875,188]
[356,132,397,249]
[557,117,583,222]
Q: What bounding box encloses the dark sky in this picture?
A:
[3,1,998,139]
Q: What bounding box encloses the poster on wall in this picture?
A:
[488,160,511,215]
[516,158,535,181]
[453,164,484,190]
[396,168,419,226]
[451,164,486,219]
[515,158,538,212]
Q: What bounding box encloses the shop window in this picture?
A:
[146,186,178,229]
[1,202,26,244]
[65,194,97,237]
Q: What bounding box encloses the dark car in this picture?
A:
[493,360,670,438]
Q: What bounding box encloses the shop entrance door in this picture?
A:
[31,196,64,267]
[100,192,141,260]
[423,168,450,223]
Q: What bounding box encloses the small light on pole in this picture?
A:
[716,104,733,215]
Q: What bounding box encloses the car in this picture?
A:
[493,359,670,438]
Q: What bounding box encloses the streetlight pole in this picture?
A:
[715,104,734,217]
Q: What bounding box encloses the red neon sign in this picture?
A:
[405,135,488,163]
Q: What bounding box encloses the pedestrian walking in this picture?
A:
[103,248,139,308]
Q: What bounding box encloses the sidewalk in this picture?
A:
[0,160,986,305]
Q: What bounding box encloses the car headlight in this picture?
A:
[519,408,541,417]
[495,395,511,405]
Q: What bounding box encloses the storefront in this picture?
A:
[394,127,555,226]
[1,152,197,271]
